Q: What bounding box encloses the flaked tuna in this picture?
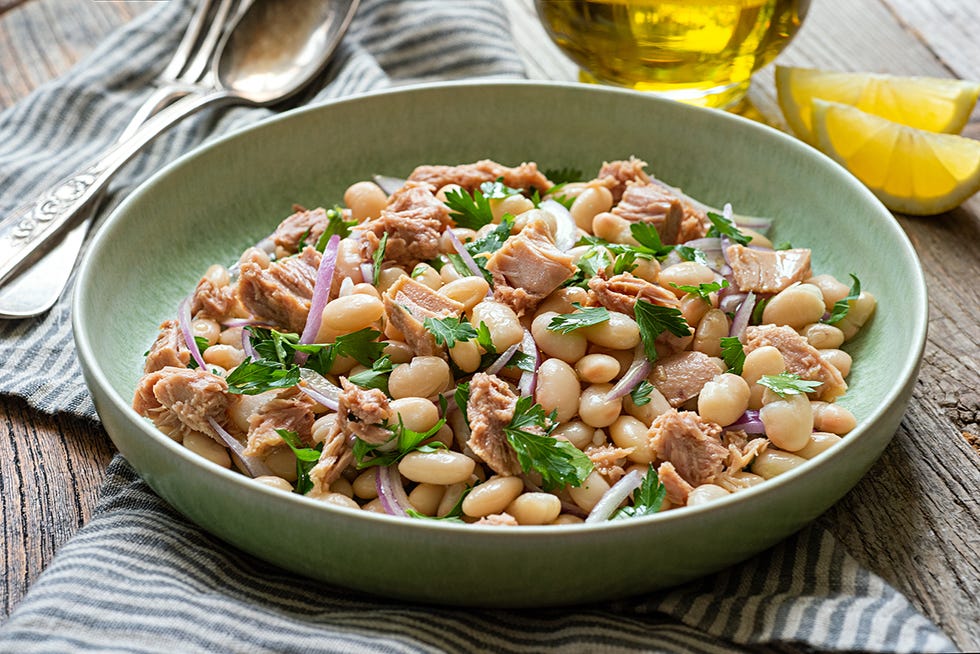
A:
[588,270,680,318]
[743,324,847,401]
[237,246,321,333]
[466,372,521,476]
[360,182,449,270]
[650,352,723,407]
[144,320,190,374]
[244,388,317,457]
[408,159,552,195]
[726,245,812,294]
[649,409,728,487]
[133,366,229,442]
[383,274,464,358]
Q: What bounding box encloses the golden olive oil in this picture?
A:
[536,0,806,108]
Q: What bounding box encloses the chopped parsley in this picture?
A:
[564,246,612,289]
[372,232,388,285]
[612,250,638,275]
[444,186,494,230]
[507,351,537,373]
[633,299,691,362]
[547,303,610,333]
[706,210,751,246]
[758,372,823,398]
[671,279,729,303]
[454,381,471,422]
[347,355,394,394]
[479,178,521,199]
[475,322,496,355]
[225,358,300,395]
[774,241,793,251]
[424,316,479,349]
[186,336,211,369]
[352,417,446,469]
[674,245,709,266]
[629,223,675,259]
[823,274,861,325]
[466,216,514,256]
[750,297,769,325]
[719,336,746,375]
[543,167,583,185]
[611,465,666,520]
[315,206,357,250]
[275,428,323,495]
[504,396,593,490]
[629,380,655,407]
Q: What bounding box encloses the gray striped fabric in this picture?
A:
[0,1,957,653]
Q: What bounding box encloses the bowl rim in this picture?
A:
[72,79,929,537]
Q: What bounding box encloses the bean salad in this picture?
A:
[133,158,876,526]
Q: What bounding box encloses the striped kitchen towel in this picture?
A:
[0,1,958,653]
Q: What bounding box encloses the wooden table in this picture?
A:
[1,0,978,649]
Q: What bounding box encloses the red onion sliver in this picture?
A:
[360,262,375,285]
[734,214,774,235]
[298,368,341,411]
[518,329,539,398]
[726,409,766,434]
[729,291,756,338]
[207,417,274,478]
[585,470,644,523]
[178,295,208,370]
[604,345,651,402]
[241,328,257,360]
[484,343,520,376]
[719,292,748,314]
[540,199,578,251]
[683,237,722,252]
[446,228,488,283]
[221,318,275,329]
[376,465,411,517]
[299,235,340,345]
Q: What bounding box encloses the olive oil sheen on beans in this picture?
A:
[536,0,807,109]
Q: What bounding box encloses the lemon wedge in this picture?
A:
[811,100,980,215]
[776,66,980,144]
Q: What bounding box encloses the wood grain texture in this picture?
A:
[0,1,977,651]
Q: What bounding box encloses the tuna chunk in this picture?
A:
[476,512,520,526]
[384,274,464,358]
[585,444,634,483]
[726,245,812,294]
[133,366,228,442]
[273,206,332,254]
[408,159,552,194]
[485,215,575,316]
[190,275,237,322]
[588,270,680,318]
[650,409,727,487]
[650,351,723,407]
[657,461,694,506]
[597,157,651,203]
[743,324,847,401]
[611,182,683,244]
[237,246,321,333]
[466,372,521,476]
[338,377,393,445]
[244,388,317,457]
[144,320,189,373]
[308,421,354,494]
[360,182,449,270]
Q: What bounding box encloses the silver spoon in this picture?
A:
[0,0,359,315]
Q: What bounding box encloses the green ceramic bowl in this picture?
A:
[73,81,926,607]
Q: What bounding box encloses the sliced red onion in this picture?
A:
[729,291,756,339]
[719,292,748,314]
[518,329,539,398]
[360,261,375,285]
[484,343,520,375]
[585,469,644,523]
[178,294,208,370]
[376,465,411,517]
[299,235,340,346]
[241,328,257,360]
[221,318,275,329]
[207,417,274,478]
[734,214,774,235]
[298,368,341,411]
[446,228,487,282]
[723,203,735,222]
[540,198,578,251]
[683,237,722,253]
[604,345,651,402]
[726,409,766,434]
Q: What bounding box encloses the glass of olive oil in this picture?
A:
[535,0,808,110]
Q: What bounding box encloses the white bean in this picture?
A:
[535,358,582,424]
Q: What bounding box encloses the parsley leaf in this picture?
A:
[612,250,638,275]
[750,297,769,325]
[674,245,709,266]
[405,509,465,523]
[543,167,583,185]
[706,210,751,246]
[629,380,655,407]
[475,322,496,355]
[348,355,394,394]
[773,241,793,251]
[352,416,446,469]
[247,327,298,366]
[671,279,729,302]
[424,316,479,349]
[315,206,357,250]
[507,351,537,373]
[225,358,300,395]
[612,465,666,520]
[548,303,610,333]
[372,232,388,285]
[275,428,323,495]
[633,299,691,362]
[504,396,593,490]
[330,328,385,368]
[629,223,674,258]
[479,178,521,199]
[719,336,746,375]
[823,274,861,325]
[444,187,494,230]
[186,336,211,369]
[454,381,470,423]
[758,372,823,398]
[564,246,612,289]
[466,216,514,256]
